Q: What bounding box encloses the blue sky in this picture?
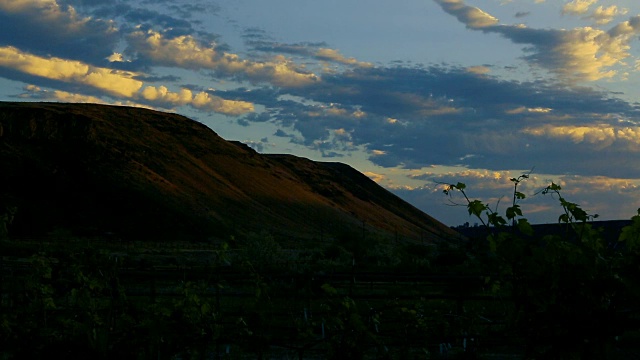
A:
[2,0,640,226]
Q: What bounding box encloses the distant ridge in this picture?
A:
[0,101,461,243]
[455,219,632,244]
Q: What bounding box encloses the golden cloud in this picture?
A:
[523,124,640,150]
[21,86,158,110]
[364,171,386,183]
[589,5,628,25]
[466,65,491,74]
[562,0,597,15]
[540,21,640,82]
[141,86,254,115]
[353,110,366,118]
[128,29,319,88]
[559,175,640,193]
[0,46,253,115]
[307,105,366,119]
[315,48,373,68]
[333,128,349,136]
[0,46,143,97]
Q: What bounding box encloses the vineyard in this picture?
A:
[2,226,640,359]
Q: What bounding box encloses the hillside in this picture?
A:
[0,101,460,243]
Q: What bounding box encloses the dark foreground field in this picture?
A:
[2,228,640,359]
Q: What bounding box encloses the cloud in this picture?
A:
[432,0,499,29]
[522,124,640,150]
[505,106,552,114]
[0,0,119,63]
[107,53,125,62]
[391,169,640,225]
[140,86,254,115]
[466,65,491,74]
[127,29,319,87]
[0,46,254,115]
[562,0,597,16]
[246,63,640,176]
[364,171,386,183]
[315,48,373,68]
[242,29,372,69]
[0,46,142,97]
[19,85,160,109]
[433,0,640,82]
[587,6,628,25]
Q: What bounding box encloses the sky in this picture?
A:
[2,0,640,226]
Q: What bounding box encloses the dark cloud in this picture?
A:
[245,38,327,59]
[515,11,530,18]
[321,151,344,158]
[135,74,182,83]
[122,8,194,35]
[239,64,640,177]
[0,5,119,64]
[168,3,215,19]
[242,112,272,123]
[58,0,118,7]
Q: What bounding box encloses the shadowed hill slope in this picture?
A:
[0,101,460,243]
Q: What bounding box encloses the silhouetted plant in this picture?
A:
[442,175,640,358]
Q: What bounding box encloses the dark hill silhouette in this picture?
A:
[0,101,461,243]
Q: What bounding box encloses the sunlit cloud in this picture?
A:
[20,85,157,110]
[562,0,597,16]
[106,53,125,62]
[315,48,373,68]
[0,46,142,97]
[305,104,366,120]
[48,90,109,104]
[506,106,552,114]
[466,66,491,75]
[558,175,640,194]
[0,46,253,115]
[433,0,640,82]
[588,6,628,25]
[141,86,254,115]
[433,0,499,29]
[410,168,518,188]
[364,171,386,183]
[523,124,640,150]
[127,29,319,87]
[333,128,348,136]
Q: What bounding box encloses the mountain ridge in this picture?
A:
[0,101,461,244]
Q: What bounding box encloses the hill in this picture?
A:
[0,101,461,243]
